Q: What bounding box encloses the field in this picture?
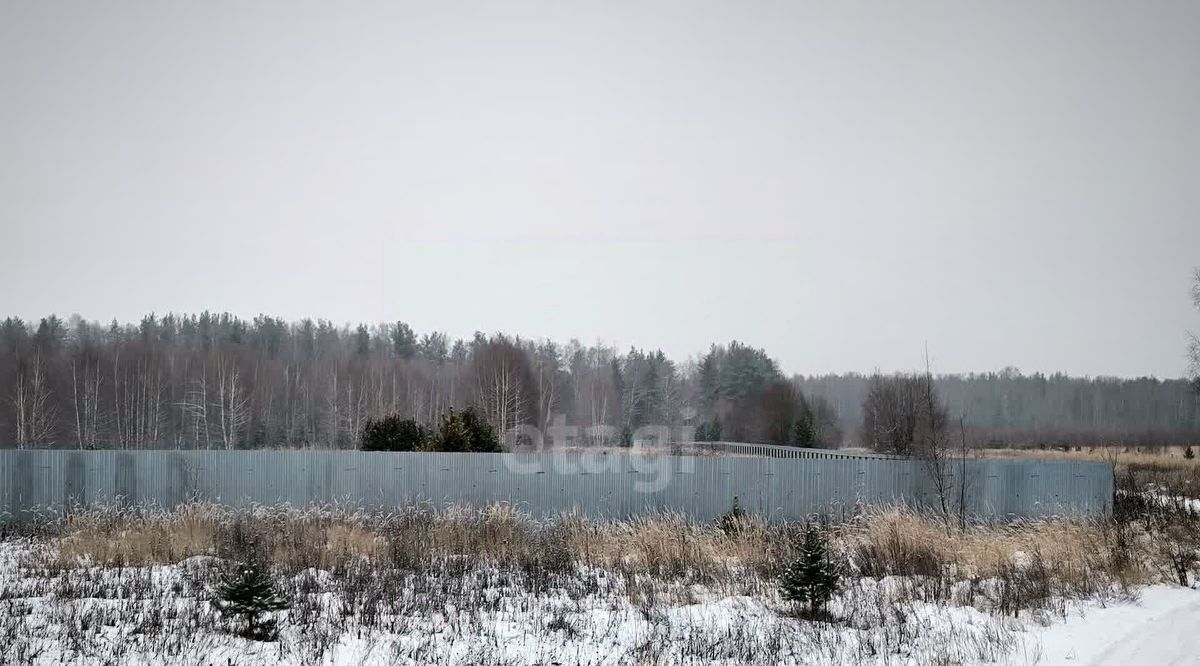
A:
[0,455,1196,666]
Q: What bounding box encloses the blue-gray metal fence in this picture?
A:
[689,442,901,460]
[0,449,1112,522]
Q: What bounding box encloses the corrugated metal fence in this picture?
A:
[689,442,901,460]
[0,449,1112,522]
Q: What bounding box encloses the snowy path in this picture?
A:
[1085,596,1200,666]
[1011,586,1200,665]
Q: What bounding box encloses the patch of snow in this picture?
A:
[1002,585,1200,665]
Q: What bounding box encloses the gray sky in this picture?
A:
[2,1,1198,378]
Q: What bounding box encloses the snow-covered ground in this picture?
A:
[1008,585,1200,666]
[0,539,1194,665]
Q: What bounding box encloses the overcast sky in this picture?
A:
[2,1,1198,378]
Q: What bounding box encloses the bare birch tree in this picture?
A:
[472,336,536,441]
[532,342,561,435]
[70,356,103,449]
[12,351,55,447]
[216,356,250,449]
[178,359,215,449]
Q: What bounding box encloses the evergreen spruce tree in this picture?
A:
[694,418,724,442]
[432,407,501,453]
[780,525,842,618]
[1185,445,1195,460]
[214,560,290,640]
[460,407,501,452]
[360,414,428,451]
[433,407,470,452]
[792,415,816,448]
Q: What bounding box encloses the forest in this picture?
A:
[1,312,1198,451]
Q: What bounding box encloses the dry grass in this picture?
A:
[979,445,1195,465]
[50,502,799,584]
[58,503,218,566]
[43,500,1179,595]
[16,495,1198,634]
[837,507,1150,587]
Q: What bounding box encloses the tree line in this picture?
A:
[0,313,841,450]
[800,369,1200,448]
[1,312,1197,451]
[817,269,1200,450]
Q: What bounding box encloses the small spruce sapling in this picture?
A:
[718,496,747,536]
[214,560,290,640]
[1185,445,1195,460]
[780,524,843,619]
